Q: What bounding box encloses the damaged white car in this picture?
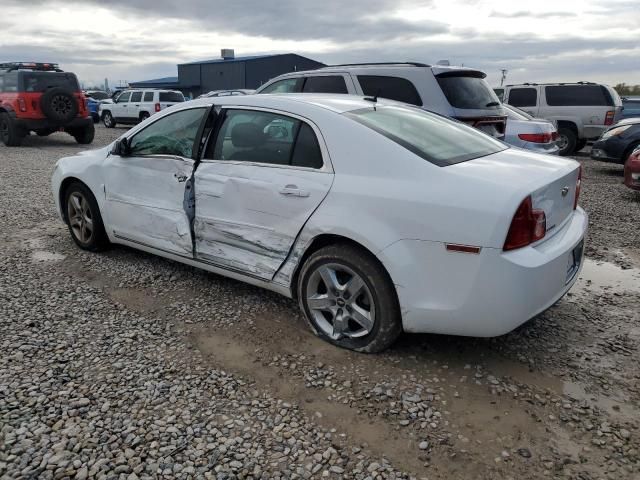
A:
[52,94,587,352]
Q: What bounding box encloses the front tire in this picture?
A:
[0,112,25,146]
[557,128,577,156]
[102,111,116,128]
[575,138,588,152]
[64,182,109,252]
[297,244,402,353]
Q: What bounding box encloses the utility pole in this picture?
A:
[500,69,508,87]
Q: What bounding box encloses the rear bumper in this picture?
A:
[520,142,560,155]
[14,116,93,131]
[380,207,588,337]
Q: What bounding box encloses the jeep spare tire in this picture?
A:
[40,87,78,125]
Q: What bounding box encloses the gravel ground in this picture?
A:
[1,126,639,479]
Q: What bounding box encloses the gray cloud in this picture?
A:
[490,10,577,19]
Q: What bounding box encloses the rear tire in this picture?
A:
[0,112,25,146]
[139,112,150,122]
[102,111,116,128]
[64,182,109,252]
[575,139,588,152]
[557,128,577,156]
[297,243,402,353]
[68,123,95,144]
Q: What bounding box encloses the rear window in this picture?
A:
[357,75,422,106]
[507,88,537,107]
[504,105,533,121]
[159,91,184,102]
[0,72,18,92]
[436,73,500,110]
[545,85,613,107]
[302,76,348,94]
[20,72,80,92]
[345,105,507,167]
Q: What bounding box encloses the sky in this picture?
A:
[1,0,639,89]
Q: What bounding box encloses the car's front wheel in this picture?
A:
[102,111,116,128]
[0,112,25,146]
[64,182,109,251]
[297,244,402,353]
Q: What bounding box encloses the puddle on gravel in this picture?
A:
[572,259,640,295]
[31,251,66,262]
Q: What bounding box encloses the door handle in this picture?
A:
[279,185,310,197]
[174,173,188,183]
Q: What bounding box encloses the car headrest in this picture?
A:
[231,122,265,148]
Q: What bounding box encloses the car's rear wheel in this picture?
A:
[64,182,109,252]
[297,244,402,353]
[68,123,95,144]
[575,139,588,152]
[102,111,116,128]
[0,112,25,146]
[139,112,150,122]
[557,128,577,156]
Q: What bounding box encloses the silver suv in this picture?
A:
[504,82,623,155]
[256,63,507,139]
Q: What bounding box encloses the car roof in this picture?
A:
[270,64,484,77]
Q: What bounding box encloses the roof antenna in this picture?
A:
[364,88,381,109]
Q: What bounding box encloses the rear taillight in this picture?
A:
[518,132,553,144]
[605,110,615,126]
[503,196,546,251]
[17,98,27,112]
[155,103,161,112]
[574,165,582,210]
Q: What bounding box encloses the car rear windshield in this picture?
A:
[436,72,501,110]
[345,105,507,167]
[20,72,80,92]
[545,85,614,106]
[159,91,184,102]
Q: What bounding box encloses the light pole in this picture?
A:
[500,69,508,87]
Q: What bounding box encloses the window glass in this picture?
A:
[302,76,348,94]
[128,108,206,158]
[436,74,500,109]
[259,78,302,94]
[0,73,17,92]
[130,91,143,102]
[545,86,612,106]
[86,91,109,100]
[345,105,507,167]
[143,91,154,102]
[20,72,79,92]
[291,123,323,168]
[159,91,184,102]
[507,88,537,107]
[357,75,422,106]
[503,104,533,120]
[117,92,131,103]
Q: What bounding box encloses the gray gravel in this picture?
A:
[1,127,639,479]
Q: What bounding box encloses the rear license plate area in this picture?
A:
[566,239,584,284]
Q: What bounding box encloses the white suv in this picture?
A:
[100,89,184,128]
[256,62,507,138]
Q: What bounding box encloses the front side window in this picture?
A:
[302,76,348,94]
[357,75,422,106]
[436,73,501,109]
[207,109,323,168]
[130,91,143,103]
[143,91,154,102]
[117,92,131,103]
[345,105,507,166]
[545,85,613,106]
[507,88,537,107]
[128,108,207,158]
[259,78,303,94]
[0,73,18,92]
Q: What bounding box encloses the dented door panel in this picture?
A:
[103,155,195,256]
[194,161,333,279]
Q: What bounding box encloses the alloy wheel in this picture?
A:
[67,192,94,244]
[52,94,73,116]
[557,134,569,151]
[306,263,376,340]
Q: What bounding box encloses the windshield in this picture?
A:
[345,105,507,166]
[436,73,501,110]
[504,105,533,120]
[20,72,79,92]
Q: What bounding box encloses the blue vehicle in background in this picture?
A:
[621,97,640,120]
[84,90,110,122]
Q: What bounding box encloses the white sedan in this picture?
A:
[52,94,587,352]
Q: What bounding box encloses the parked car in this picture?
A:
[503,104,559,154]
[198,89,255,98]
[590,118,640,163]
[504,82,623,156]
[624,147,640,191]
[256,62,507,139]
[84,90,110,122]
[0,62,94,146]
[99,89,184,128]
[52,94,586,353]
[621,96,640,120]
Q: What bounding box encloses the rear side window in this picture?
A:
[130,92,143,102]
[20,72,80,92]
[159,91,184,102]
[507,88,537,107]
[345,105,507,167]
[260,78,303,94]
[0,73,18,92]
[302,76,348,94]
[291,123,323,168]
[357,75,422,106]
[143,92,154,102]
[545,86,613,106]
[436,73,500,110]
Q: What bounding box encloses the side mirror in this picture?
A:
[112,137,131,156]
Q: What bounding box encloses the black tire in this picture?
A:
[139,112,150,122]
[63,182,109,252]
[40,87,78,125]
[0,112,25,146]
[102,111,116,128]
[557,127,577,156]
[68,122,95,145]
[297,243,402,353]
[575,139,588,152]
